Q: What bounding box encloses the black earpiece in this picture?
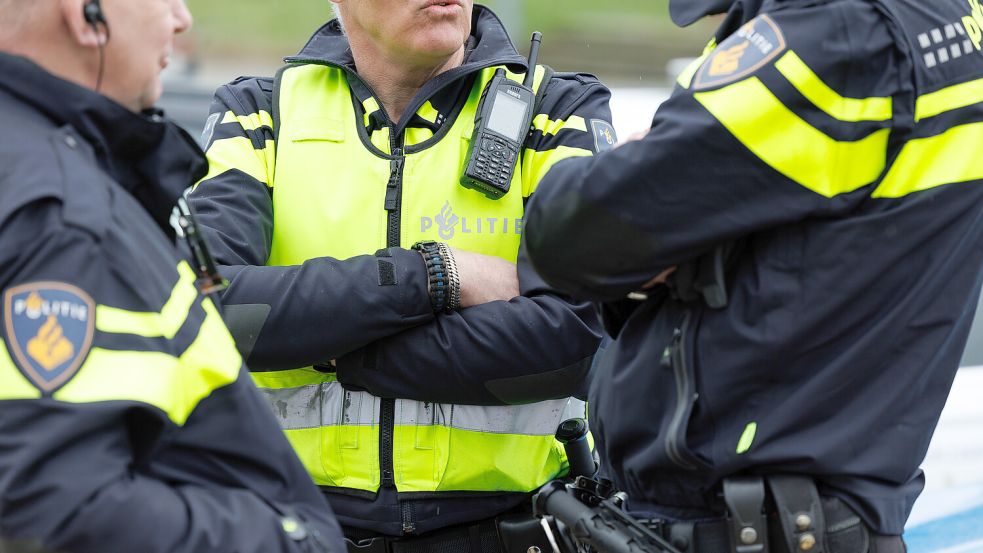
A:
[83,0,110,91]
[83,0,106,26]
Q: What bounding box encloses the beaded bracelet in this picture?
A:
[412,241,449,313]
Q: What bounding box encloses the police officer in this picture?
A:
[524,0,983,551]
[188,0,613,550]
[0,1,345,551]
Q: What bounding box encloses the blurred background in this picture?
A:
[160,3,983,544]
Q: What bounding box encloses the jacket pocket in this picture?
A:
[663,309,713,471]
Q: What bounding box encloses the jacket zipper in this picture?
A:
[385,147,404,244]
[663,310,704,470]
[381,126,414,533]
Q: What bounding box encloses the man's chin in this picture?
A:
[411,30,469,59]
[139,83,164,112]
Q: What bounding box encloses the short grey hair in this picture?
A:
[331,3,345,32]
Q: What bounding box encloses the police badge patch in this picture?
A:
[693,14,787,90]
[591,119,618,152]
[3,282,95,393]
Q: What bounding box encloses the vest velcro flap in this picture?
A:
[288,117,345,143]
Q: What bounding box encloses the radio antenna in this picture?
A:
[524,32,542,88]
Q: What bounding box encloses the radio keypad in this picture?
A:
[472,134,518,189]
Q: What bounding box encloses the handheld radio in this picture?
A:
[460,32,543,199]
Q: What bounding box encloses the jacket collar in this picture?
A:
[286,4,527,73]
[0,53,207,238]
[670,0,765,28]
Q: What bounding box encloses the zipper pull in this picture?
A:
[661,327,682,368]
[385,149,404,211]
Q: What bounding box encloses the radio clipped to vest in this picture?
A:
[460,32,543,199]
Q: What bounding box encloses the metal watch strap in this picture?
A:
[435,242,461,311]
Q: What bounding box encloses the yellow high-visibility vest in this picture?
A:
[254,62,584,494]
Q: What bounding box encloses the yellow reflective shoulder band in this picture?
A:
[678,37,717,90]
[199,136,276,188]
[677,52,712,90]
[873,122,983,198]
[505,65,548,92]
[915,77,983,121]
[95,262,197,339]
[55,299,242,426]
[774,51,892,123]
[222,110,274,132]
[0,340,41,400]
[694,77,889,198]
[531,114,588,137]
[521,145,593,197]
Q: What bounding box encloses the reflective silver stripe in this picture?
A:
[259,382,378,430]
[260,383,585,436]
[395,398,586,436]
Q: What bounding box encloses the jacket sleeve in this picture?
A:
[189,79,435,370]
[334,76,612,405]
[0,201,344,553]
[522,3,905,301]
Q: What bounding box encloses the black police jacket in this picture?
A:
[524,0,983,535]
[0,53,344,552]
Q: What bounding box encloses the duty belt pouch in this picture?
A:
[766,476,826,553]
[724,477,769,553]
[496,513,552,553]
[820,497,870,553]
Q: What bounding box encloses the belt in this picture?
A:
[344,511,554,553]
[643,496,905,553]
[345,519,500,553]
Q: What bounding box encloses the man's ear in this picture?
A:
[60,0,105,48]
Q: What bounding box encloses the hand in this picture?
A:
[451,248,520,308]
[616,128,650,148]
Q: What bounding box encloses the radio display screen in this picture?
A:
[487,92,528,142]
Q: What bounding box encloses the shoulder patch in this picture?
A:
[693,14,787,90]
[591,119,618,152]
[201,112,221,149]
[3,282,95,393]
